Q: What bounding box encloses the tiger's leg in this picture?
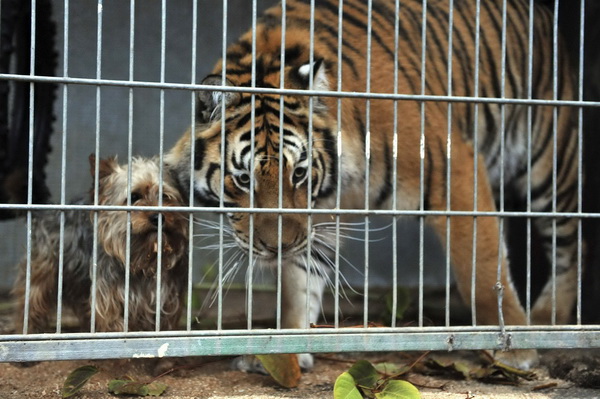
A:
[525,132,579,325]
[529,216,578,325]
[281,256,328,370]
[232,255,328,372]
[428,144,537,369]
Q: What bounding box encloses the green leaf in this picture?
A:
[108,379,167,396]
[108,379,145,395]
[374,362,410,377]
[375,380,421,399]
[62,365,99,398]
[453,361,473,379]
[348,360,380,388]
[493,360,536,380]
[145,382,168,396]
[334,371,363,399]
[385,287,411,321]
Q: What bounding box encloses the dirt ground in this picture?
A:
[1,349,600,399]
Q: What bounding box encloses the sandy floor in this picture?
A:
[1,350,599,398]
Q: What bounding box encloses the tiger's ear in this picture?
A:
[197,75,241,124]
[293,58,329,92]
[291,59,329,111]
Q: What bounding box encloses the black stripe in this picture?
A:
[194,138,205,171]
[317,126,338,199]
[352,104,367,159]
[450,4,476,132]
[286,15,361,79]
[423,143,432,211]
[424,5,452,93]
[438,136,448,206]
[396,4,436,95]
[297,0,395,60]
[375,140,393,207]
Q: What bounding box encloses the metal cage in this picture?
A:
[1,0,599,364]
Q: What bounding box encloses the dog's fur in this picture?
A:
[12,155,189,333]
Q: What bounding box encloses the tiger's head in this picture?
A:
[167,58,338,260]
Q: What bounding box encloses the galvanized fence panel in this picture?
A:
[1,0,599,364]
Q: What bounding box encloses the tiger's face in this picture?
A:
[167,59,338,260]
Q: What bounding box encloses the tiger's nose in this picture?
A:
[149,213,163,226]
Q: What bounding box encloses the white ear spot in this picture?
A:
[298,63,311,77]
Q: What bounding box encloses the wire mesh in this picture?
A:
[1,0,599,364]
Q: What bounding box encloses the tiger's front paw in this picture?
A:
[231,355,268,374]
[491,349,539,371]
[297,353,314,371]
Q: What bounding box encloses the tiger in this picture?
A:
[166,0,579,370]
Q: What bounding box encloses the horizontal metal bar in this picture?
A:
[1,203,598,219]
[0,73,598,108]
[3,328,600,362]
[4,324,600,342]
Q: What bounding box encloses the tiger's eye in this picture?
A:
[293,167,307,183]
[237,172,251,185]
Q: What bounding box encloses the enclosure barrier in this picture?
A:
[1,0,599,365]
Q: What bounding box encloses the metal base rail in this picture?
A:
[2,326,600,363]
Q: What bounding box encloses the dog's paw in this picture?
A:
[491,349,539,370]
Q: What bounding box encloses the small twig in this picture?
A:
[314,355,355,364]
[480,349,495,364]
[406,351,431,371]
[383,351,430,380]
[146,357,227,384]
[405,378,446,390]
[532,382,558,391]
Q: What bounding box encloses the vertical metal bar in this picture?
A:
[334,0,344,329]
[390,0,400,329]
[187,0,198,332]
[525,0,534,325]
[218,0,228,331]
[444,0,454,328]
[496,0,508,334]
[276,0,287,330]
[154,0,167,331]
[576,0,585,326]
[247,0,257,330]
[470,0,482,326]
[306,0,315,327]
[124,0,136,333]
[363,0,373,329]
[90,0,104,333]
[55,0,70,334]
[418,0,428,328]
[22,0,38,334]
[551,0,559,326]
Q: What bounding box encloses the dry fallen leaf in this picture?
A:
[255,354,301,388]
